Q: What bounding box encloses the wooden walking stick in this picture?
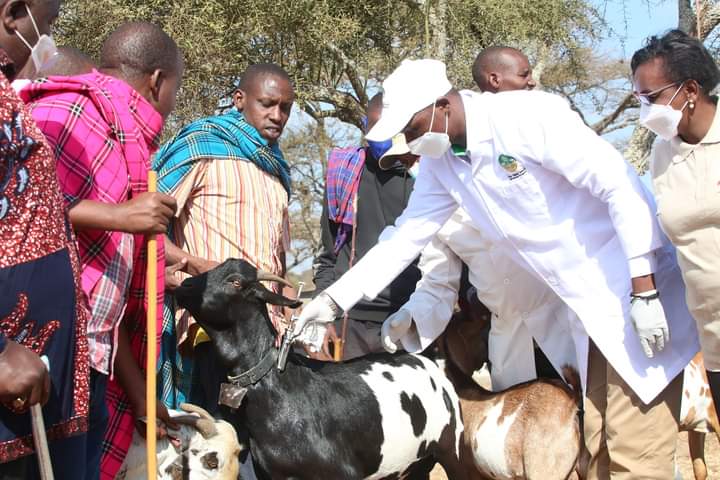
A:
[31,356,53,480]
[145,171,158,479]
[334,194,359,362]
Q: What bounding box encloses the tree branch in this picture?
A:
[591,92,636,134]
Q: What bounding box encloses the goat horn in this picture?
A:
[171,414,218,439]
[180,402,214,422]
[256,270,294,288]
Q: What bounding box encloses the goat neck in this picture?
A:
[206,299,277,378]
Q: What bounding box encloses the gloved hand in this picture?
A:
[381,308,414,354]
[291,292,341,339]
[629,289,670,358]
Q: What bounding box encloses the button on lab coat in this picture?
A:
[327,89,699,403]
[400,208,580,391]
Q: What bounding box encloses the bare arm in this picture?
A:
[113,321,176,437]
[68,193,176,234]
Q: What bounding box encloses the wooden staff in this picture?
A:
[145,171,158,479]
[334,193,359,362]
[32,356,53,480]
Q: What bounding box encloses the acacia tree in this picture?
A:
[55,0,607,270]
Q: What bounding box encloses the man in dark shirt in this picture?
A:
[313,93,420,359]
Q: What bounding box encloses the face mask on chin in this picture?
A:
[14,4,58,75]
[407,103,451,158]
[639,84,687,141]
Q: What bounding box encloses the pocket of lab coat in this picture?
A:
[499,171,548,218]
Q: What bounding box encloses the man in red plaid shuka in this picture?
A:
[21,22,184,479]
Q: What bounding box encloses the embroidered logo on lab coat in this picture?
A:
[498,154,527,180]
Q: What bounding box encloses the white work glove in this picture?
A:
[629,289,670,358]
[291,292,341,339]
[381,308,414,354]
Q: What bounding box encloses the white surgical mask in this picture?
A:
[15,4,58,74]
[639,84,687,141]
[407,103,451,158]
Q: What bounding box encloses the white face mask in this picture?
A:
[639,84,687,141]
[15,4,58,74]
[407,103,451,158]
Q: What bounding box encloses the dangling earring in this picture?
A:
[689,100,696,110]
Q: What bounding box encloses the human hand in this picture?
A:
[134,400,179,439]
[291,293,341,339]
[164,258,188,292]
[118,192,177,235]
[303,323,340,361]
[629,290,670,358]
[185,257,219,277]
[381,308,414,354]
[0,341,50,411]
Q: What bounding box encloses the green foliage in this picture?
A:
[445,0,603,88]
[56,0,601,129]
[54,0,608,269]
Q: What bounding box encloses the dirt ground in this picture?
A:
[430,431,720,479]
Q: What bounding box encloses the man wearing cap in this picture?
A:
[294,59,698,478]
[384,55,567,389]
[312,93,419,359]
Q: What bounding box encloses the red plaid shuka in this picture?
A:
[22,71,165,479]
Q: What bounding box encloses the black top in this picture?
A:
[313,149,421,323]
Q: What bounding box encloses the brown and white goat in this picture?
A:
[117,403,243,480]
[678,352,720,480]
[437,312,586,480]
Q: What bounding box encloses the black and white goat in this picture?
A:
[174,259,467,480]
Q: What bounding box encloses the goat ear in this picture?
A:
[253,283,303,308]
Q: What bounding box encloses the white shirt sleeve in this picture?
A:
[400,233,462,352]
[531,94,662,275]
[326,160,458,311]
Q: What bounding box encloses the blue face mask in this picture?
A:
[367,138,392,161]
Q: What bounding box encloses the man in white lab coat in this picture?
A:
[388,206,578,391]
[295,59,699,478]
[386,46,566,391]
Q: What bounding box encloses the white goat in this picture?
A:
[116,403,243,480]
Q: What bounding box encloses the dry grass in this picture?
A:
[430,431,720,479]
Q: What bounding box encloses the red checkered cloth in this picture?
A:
[22,71,165,479]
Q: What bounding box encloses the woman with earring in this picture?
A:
[632,29,720,421]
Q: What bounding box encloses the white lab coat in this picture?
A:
[400,208,578,391]
[327,89,699,404]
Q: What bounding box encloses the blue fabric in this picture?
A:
[367,139,392,162]
[157,300,185,409]
[153,108,291,197]
[0,248,82,451]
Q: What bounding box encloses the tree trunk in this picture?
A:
[623,0,714,172]
[425,0,448,61]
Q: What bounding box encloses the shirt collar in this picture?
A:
[699,98,720,144]
[460,89,493,155]
[670,98,720,156]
